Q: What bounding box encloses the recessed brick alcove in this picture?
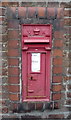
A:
[1,2,71,119]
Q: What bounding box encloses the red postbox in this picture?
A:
[22,24,52,101]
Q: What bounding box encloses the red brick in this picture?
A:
[36,103,43,110]
[2,107,8,113]
[8,40,18,48]
[9,7,16,13]
[2,35,7,42]
[2,2,19,7]
[60,20,64,27]
[54,31,64,39]
[64,76,70,81]
[64,27,71,34]
[52,84,62,92]
[53,67,62,74]
[64,10,70,17]
[57,8,64,18]
[54,40,63,47]
[2,92,9,99]
[53,49,63,57]
[9,94,19,101]
[53,76,62,83]
[0,8,2,16]
[66,99,71,104]
[0,2,2,7]
[68,85,71,90]
[8,20,19,29]
[48,114,64,119]
[8,30,19,39]
[53,57,62,66]
[8,85,19,92]
[60,2,71,8]
[67,92,71,98]
[47,8,55,17]
[64,18,71,26]
[8,76,19,84]
[28,7,36,18]
[8,58,18,66]
[52,93,61,100]
[8,49,18,57]
[38,7,45,18]
[28,103,35,110]
[2,68,8,76]
[2,85,8,92]
[54,102,60,109]
[48,2,59,7]
[0,35,2,42]
[8,67,19,75]
[0,17,5,23]
[18,7,27,18]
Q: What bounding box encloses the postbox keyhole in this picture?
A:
[31,76,33,80]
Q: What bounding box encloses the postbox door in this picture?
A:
[27,52,46,99]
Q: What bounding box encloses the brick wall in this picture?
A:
[1,2,71,119]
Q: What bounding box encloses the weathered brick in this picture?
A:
[54,102,60,109]
[2,2,19,7]
[54,40,63,47]
[64,10,71,17]
[9,94,19,101]
[36,103,43,110]
[28,103,35,111]
[8,30,19,39]
[2,92,9,99]
[47,8,56,18]
[68,84,71,90]
[67,92,71,98]
[7,7,17,19]
[57,8,64,19]
[52,93,61,100]
[8,58,18,66]
[48,114,64,119]
[2,85,8,92]
[48,2,59,7]
[64,18,71,26]
[18,7,27,18]
[54,31,64,39]
[66,99,71,105]
[53,57,62,66]
[53,49,63,57]
[8,49,19,57]
[8,85,19,92]
[52,84,62,92]
[38,7,46,18]
[8,76,19,84]
[2,107,8,113]
[28,7,36,18]
[53,67,62,74]
[8,67,19,76]
[2,68,8,76]
[8,40,19,48]
[60,2,71,8]
[68,67,71,74]
[53,76,62,83]
[8,20,19,29]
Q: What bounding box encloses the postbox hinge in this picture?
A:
[22,47,28,51]
[45,47,51,51]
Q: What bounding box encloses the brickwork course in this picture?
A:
[0,1,71,120]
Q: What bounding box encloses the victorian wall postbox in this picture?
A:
[22,24,52,101]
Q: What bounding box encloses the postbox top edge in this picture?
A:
[22,24,52,27]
